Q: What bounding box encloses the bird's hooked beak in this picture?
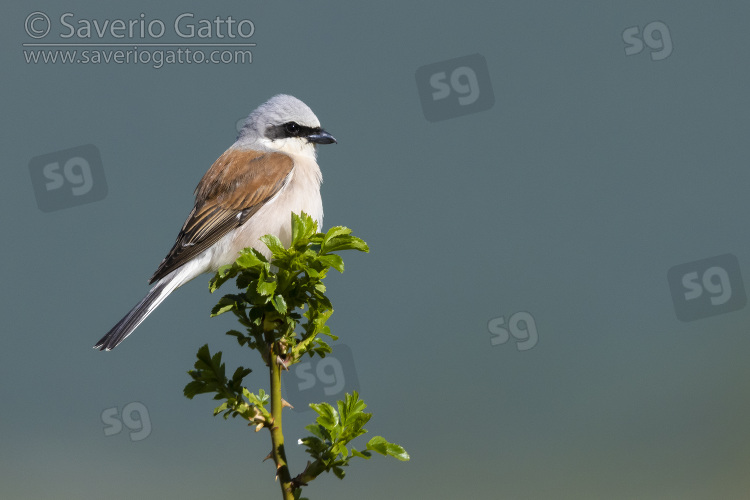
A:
[307,128,337,145]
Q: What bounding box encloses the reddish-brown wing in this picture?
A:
[149,149,294,283]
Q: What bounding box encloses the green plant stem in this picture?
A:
[292,331,318,358]
[269,341,294,500]
[293,459,327,486]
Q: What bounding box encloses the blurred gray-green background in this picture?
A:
[3,2,750,499]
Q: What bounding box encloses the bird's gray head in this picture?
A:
[237,94,336,156]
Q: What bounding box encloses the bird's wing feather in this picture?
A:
[149,149,294,283]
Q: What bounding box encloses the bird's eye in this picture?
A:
[285,122,301,136]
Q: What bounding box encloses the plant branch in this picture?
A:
[268,338,294,499]
[291,459,327,488]
[185,213,408,499]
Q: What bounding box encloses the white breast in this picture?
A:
[208,154,323,269]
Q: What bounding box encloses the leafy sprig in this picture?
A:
[184,212,408,499]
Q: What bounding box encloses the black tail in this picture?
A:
[94,279,171,351]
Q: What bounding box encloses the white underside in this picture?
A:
[159,152,323,291]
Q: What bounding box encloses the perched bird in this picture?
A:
[94,94,336,351]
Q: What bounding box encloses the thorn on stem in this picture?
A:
[275,354,291,370]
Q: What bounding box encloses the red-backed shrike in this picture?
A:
[94,94,336,351]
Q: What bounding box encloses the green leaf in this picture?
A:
[311,402,338,431]
[365,436,388,455]
[317,254,344,273]
[231,366,251,386]
[323,226,352,243]
[304,424,327,441]
[271,294,287,314]
[306,267,321,278]
[321,235,369,254]
[183,380,205,399]
[332,466,346,480]
[260,234,287,256]
[211,295,239,316]
[256,276,277,297]
[236,249,266,269]
[291,211,318,244]
[351,448,372,459]
[340,391,367,421]
[226,329,252,347]
[217,264,234,276]
[209,264,236,293]
[366,436,410,461]
[310,339,332,357]
[386,443,410,461]
[213,401,229,416]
